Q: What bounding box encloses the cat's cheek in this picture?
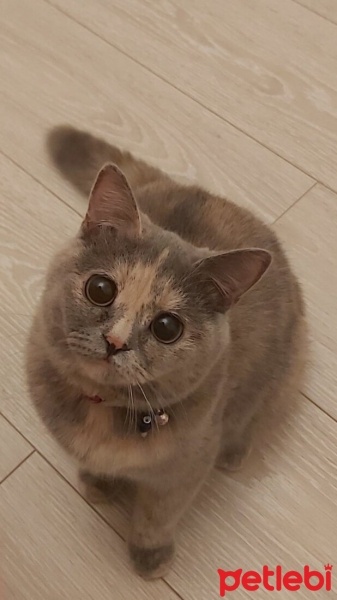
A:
[143,340,195,379]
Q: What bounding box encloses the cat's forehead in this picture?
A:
[75,230,195,311]
[114,248,184,312]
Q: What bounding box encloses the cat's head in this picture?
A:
[43,165,271,398]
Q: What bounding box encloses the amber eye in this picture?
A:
[151,313,184,344]
[85,275,117,307]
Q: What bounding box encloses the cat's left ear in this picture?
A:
[82,163,141,236]
[192,248,272,311]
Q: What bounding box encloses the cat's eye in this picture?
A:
[85,274,117,307]
[151,313,184,344]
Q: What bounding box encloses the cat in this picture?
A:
[26,126,306,579]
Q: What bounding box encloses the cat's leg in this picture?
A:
[129,484,196,579]
[79,469,114,505]
[216,426,253,472]
[216,399,256,472]
[128,454,215,579]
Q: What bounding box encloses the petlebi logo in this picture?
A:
[217,564,333,596]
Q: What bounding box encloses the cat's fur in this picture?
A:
[26,126,306,579]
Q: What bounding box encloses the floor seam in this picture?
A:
[300,392,337,422]
[0,148,83,219]
[272,181,318,224]
[0,450,36,486]
[0,412,38,449]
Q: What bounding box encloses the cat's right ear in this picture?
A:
[190,248,272,312]
[81,164,141,237]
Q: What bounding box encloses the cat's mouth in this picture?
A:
[76,353,143,387]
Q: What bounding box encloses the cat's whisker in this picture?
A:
[124,385,131,432]
[133,364,149,385]
[130,384,137,434]
[137,382,159,431]
[127,385,136,435]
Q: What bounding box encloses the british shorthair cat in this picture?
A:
[26,126,306,579]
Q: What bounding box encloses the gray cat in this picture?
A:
[26,126,306,579]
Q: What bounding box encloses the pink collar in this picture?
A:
[87,395,103,404]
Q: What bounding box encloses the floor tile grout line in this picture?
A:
[41,0,337,191]
[0,410,35,449]
[291,0,337,26]
[0,148,84,220]
[0,410,38,452]
[0,411,38,449]
[272,181,318,224]
[300,392,337,422]
[0,450,35,486]
[163,580,185,600]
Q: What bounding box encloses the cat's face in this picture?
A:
[50,228,222,389]
[43,164,271,395]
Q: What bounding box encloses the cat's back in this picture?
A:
[137,179,284,256]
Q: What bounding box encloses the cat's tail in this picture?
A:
[46,125,166,196]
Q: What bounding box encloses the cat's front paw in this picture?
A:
[129,542,175,579]
[216,441,251,472]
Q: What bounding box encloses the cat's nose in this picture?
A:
[103,334,130,357]
[105,333,125,349]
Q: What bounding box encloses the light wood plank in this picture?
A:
[0,416,32,483]
[275,184,337,419]
[0,0,313,223]
[295,0,337,24]
[0,154,79,317]
[0,454,179,600]
[49,0,337,190]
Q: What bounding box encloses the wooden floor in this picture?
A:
[0,1,336,598]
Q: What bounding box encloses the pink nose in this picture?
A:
[105,334,125,350]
